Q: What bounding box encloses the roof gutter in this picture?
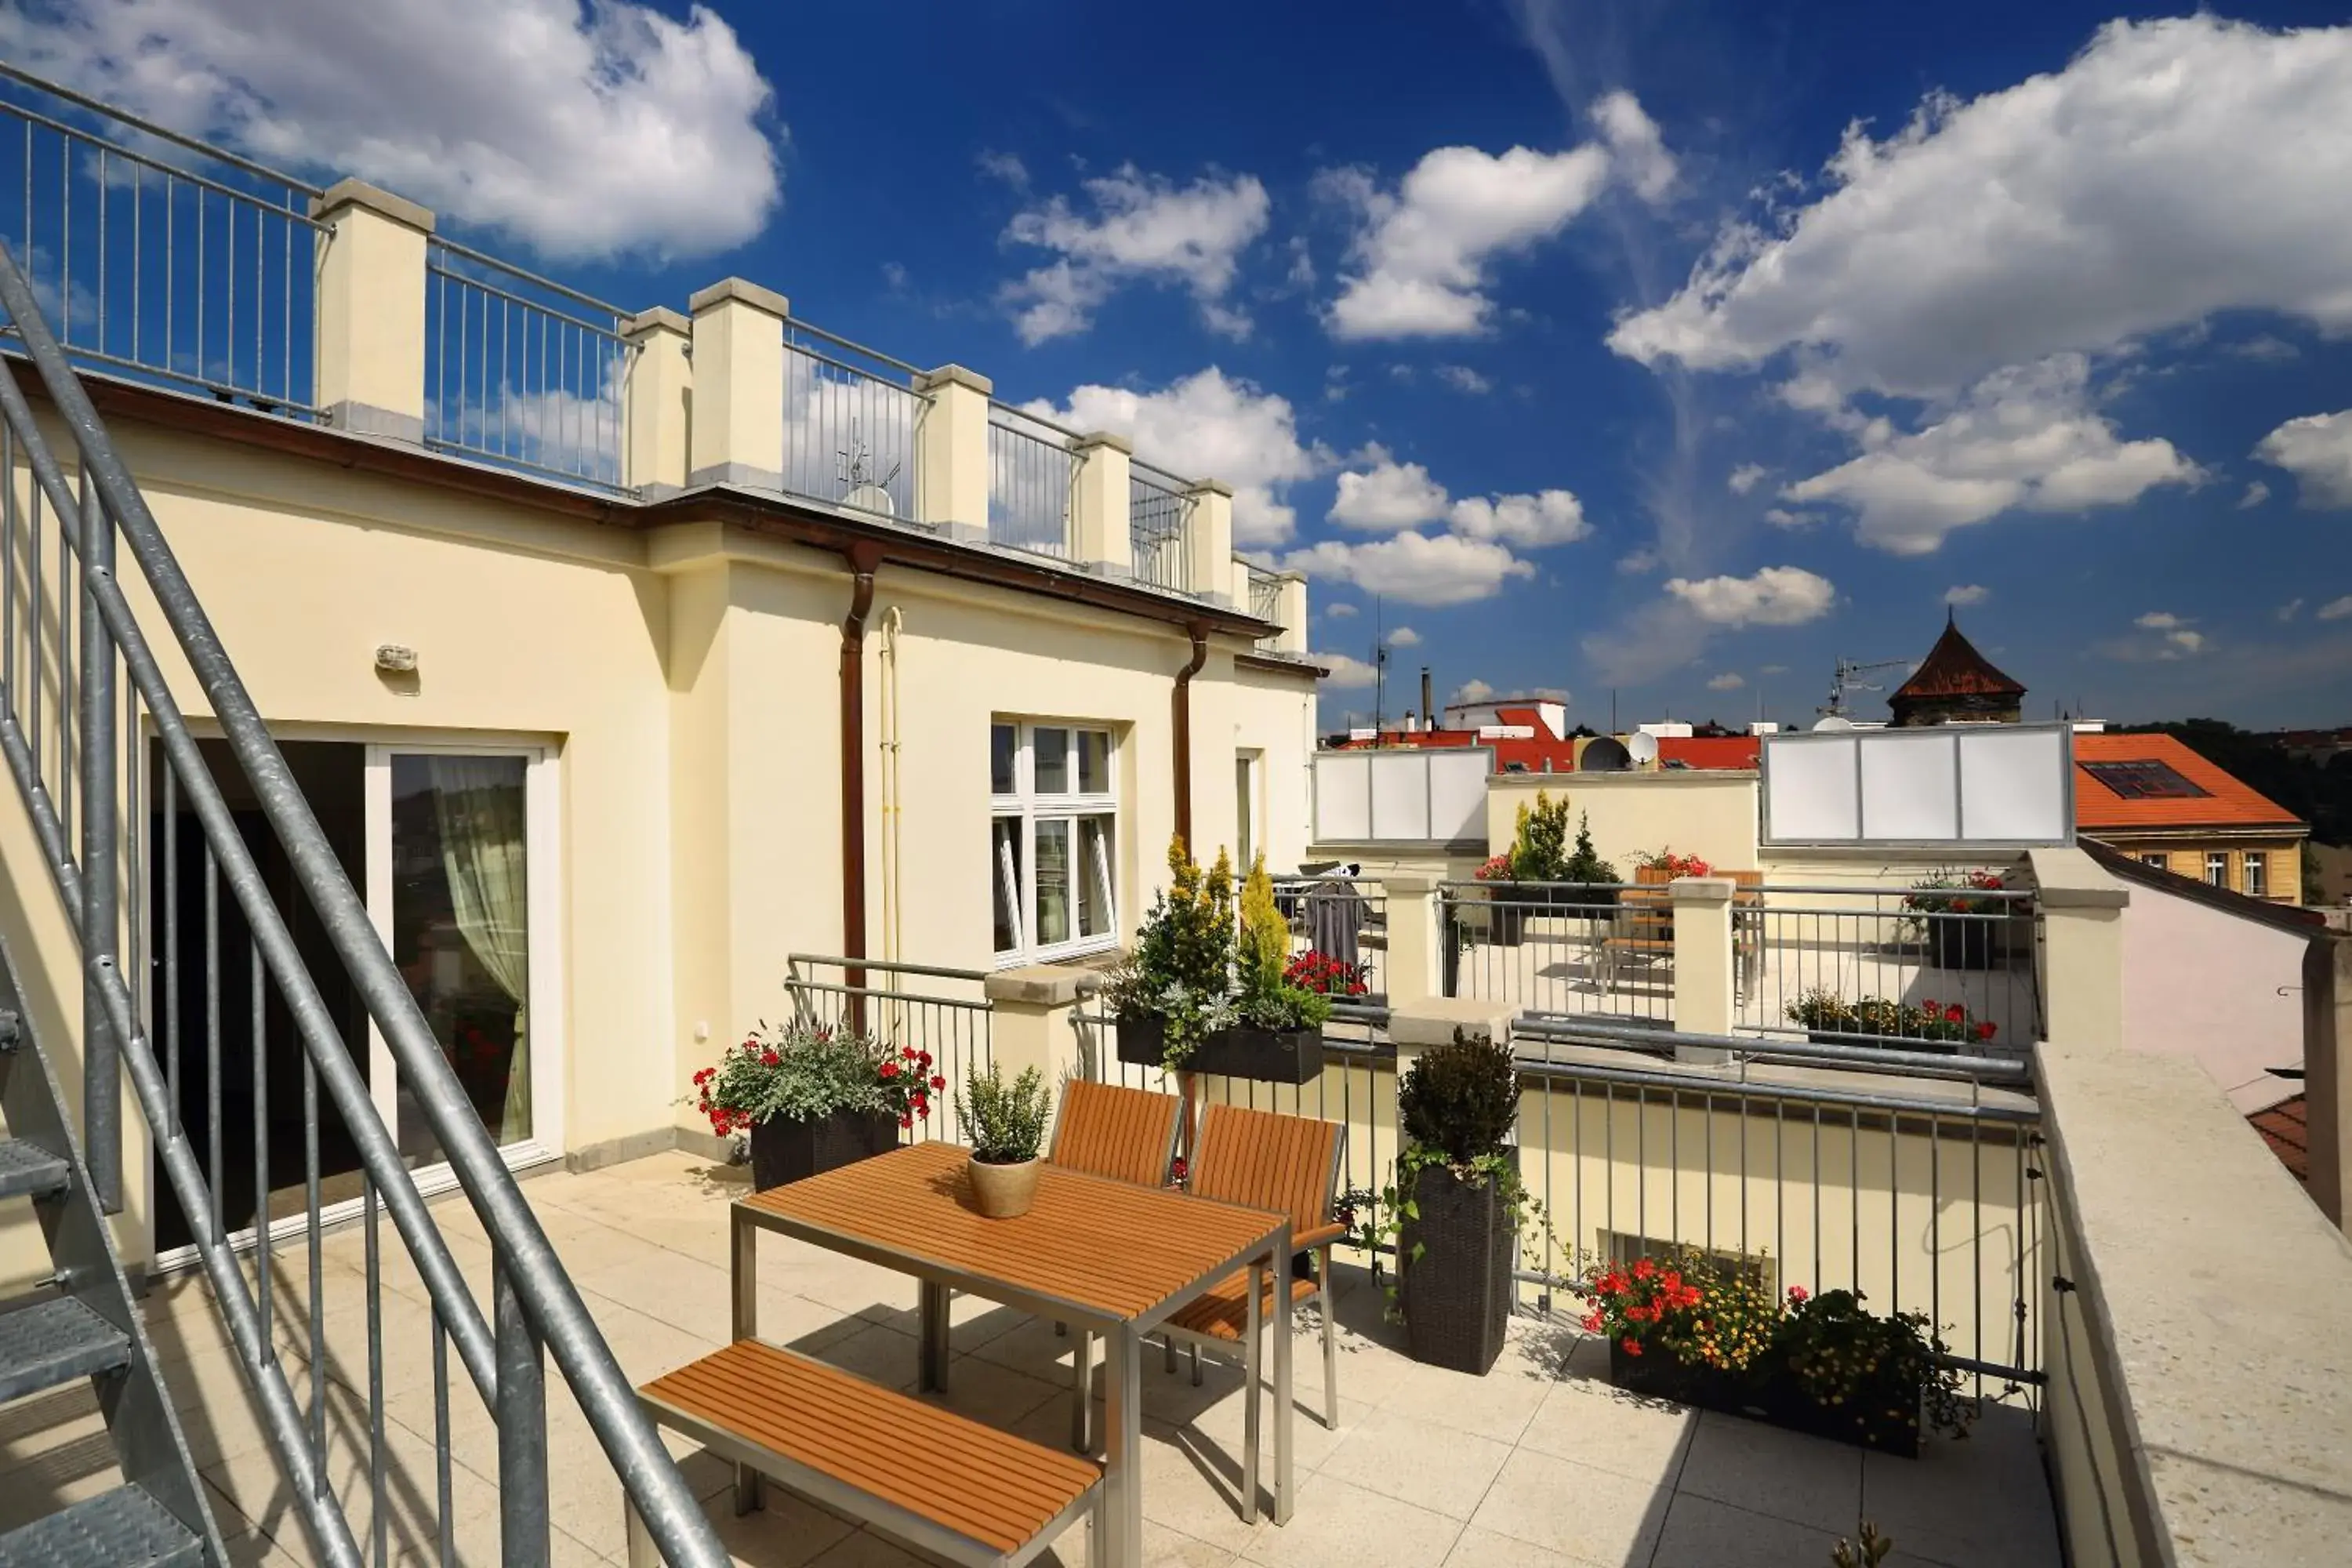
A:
[1172,622,1210,848]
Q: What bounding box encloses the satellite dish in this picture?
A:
[843,483,897,518]
[1812,715,1857,733]
[1627,731,1661,766]
[1579,736,1632,772]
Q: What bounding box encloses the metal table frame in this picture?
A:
[729,1171,1294,1568]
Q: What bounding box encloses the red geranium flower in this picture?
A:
[1621,1338,1642,1357]
[760,1050,780,1068]
[930,1075,946,1090]
[1788,1285,1809,1303]
[1974,1021,1997,1040]
[1944,1004,1965,1023]
[879,1059,899,1079]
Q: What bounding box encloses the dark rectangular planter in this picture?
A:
[1484,898,1527,947]
[1191,1025,1324,1085]
[1399,1163,1514,1375]
[1926,916,1994,971]
[1114,1014,1167,1069]
[748,1108,898,1192]
[1602,1340,1919,1457]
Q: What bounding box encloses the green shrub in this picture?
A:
[956,1062,1050,1165]
[1399,1028,1520,1166]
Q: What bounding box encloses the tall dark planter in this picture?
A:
[1485,898,1528,948]
[1399,1163,1514,1375]
[1926,916,1993,971]
[748,1109,898,1192]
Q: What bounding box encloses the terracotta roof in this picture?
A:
[2073,732,2303,832]
[1657,735,1761,771]
[2249,1095,2309,1185]
[1890,615,2026,702]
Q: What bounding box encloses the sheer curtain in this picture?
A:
[429,757,532,1142]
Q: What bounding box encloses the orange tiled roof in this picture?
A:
[2072,731,2303,830]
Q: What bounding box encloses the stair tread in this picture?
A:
[0,1138,69,1201]
[0,1483,202,1568]
[0,1297,130,1405]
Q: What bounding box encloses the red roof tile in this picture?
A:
[2072,731,2303,831]
[1657,735,1761,770]
[2249,1095,2308,1185]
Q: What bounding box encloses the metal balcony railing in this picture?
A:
[986,404,1076,558]
[779,321,927,524]
[0,237,726,1568]
[1128,461,1192,591]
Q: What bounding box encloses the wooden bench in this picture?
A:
[1599,870,1765,998]
[630,1338,1103,1568]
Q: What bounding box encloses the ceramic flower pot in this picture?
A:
[967,1155,1040,1218]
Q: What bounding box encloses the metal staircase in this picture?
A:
[0,957,220,1566]
[0,214,728,1563]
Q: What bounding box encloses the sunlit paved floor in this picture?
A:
[2,1150,2061,1566]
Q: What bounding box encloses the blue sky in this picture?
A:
[13,1,2352,729]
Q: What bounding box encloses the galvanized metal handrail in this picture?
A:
[0,60,326,197]
[0,238,725,1566]
[986,405,1076,559]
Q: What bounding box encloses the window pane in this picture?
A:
[1078,815,1116,938]
[1235,756,1254,870]
[2246,853,2267,895]
[1036,820,1073,946]
[1034,728,1069,793]
[992,818,1024,953]
[990,723,1017,796]
[390,753,531,1167]
[2205,853,2228,887]
[1077,731,1110,794]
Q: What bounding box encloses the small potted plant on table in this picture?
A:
[1395,1029,1524,1375]
[958,1061,1050,1218]
[1904,869,2008,971]
[692,1020,940,1191]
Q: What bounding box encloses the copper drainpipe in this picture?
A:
[1171,622,1210,846]
[840,542,885,1031]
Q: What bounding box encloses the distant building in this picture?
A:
[1888,612,2027,727]
[2074,732,2308,903]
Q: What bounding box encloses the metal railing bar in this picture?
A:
[789,952,993,984]
[0,339,322,415]
[1515,1014,2032,1083]
[783,317,926,379]
[0,236,724,1564]
[786,978,991,1012]
[423,258,627,342]
[425,235,624,321]
[0,97,323,225]
[1511,1053,2040,1123]
[784,336,930,393]
[0,60,325,198]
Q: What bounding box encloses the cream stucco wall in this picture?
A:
[1486,771,1761,876]
[2118,880,2310,1112]
[0,394,1314,1273]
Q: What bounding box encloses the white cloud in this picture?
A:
[1764,508,1816,529]
[1944,584,1990,606]
[1447,490,1591,548]
[1000,165,1270,343]
[1320,93,1668,340]
[977,151,1029,189]
[1664,566,1837,627]
[1453,679,1497,704]
[1324,601,1359,618]
[2318,597,2352,622]
[2254,409,2352,508]
[1328,456,1450,531]
[1760,664,1789,676]
[1385,626,1422,647]
[1707,673,1746,691]
[2238,481,2272,510]
[2135,611,2184,630]
[1610,17,2352,402]
[1780,355,2199,554]
[1316,652,1380,688]
[1617,549,1661,575]
[2278,598,2305,622]
[2,0,783,260]
[2167,629,2207,654]
[1727,463,1769,495]
[1027,368,1321,545]
[1436,365,1494,394]
[1283,532,1536,606]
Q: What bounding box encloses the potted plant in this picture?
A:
[1474,855,1528,947]
[1395,1029,1523,1375]
[1770,1288,1970,1457]
[1190,854,1333,1083]
[1784,989,1862,1046]
[1507,789,1572,905]
[956,1060,1050,1218]
[1283,949,1369,1000]
[1577,1251,1779,1412]
[1904,869,2007,971]
[1113,836,1238,1071]
[1783,991,1999,1052]
[1632,848,1714,884]
[1556,811,1621,920]
[691,1020,940,1191]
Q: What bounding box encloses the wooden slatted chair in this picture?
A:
[1160,1104,1347,1474]
[630,1338,1103,1568]
[1047,1080,1185,1452]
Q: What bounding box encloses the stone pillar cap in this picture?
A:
[1075,430,1134,455]
[982,966,1094,1007]
[688,277,791,320]
[1668,876,1737,903]
[308,177,435,234]
[622,305,691,339]
[1392,997,1515,1049]
[915,363,994,397]
[1185,476,1236,499]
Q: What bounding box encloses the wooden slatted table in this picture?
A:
[732,1140,1294,1567]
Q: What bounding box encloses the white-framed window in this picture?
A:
[991,720,1118,964]
[2205,851,2230,887]
[2140,852,2169,870]
[2245,851,2267,897]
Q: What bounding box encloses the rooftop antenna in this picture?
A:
[1371,596,1388,734]
[1820,655,1911,720]
[837,422,902,517]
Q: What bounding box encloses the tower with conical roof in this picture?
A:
[1888,611,2026,727]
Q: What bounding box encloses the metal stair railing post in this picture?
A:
[0,238,728,1566]
[78,464,122,1211]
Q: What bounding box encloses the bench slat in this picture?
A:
[641,1340,1099,1556]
